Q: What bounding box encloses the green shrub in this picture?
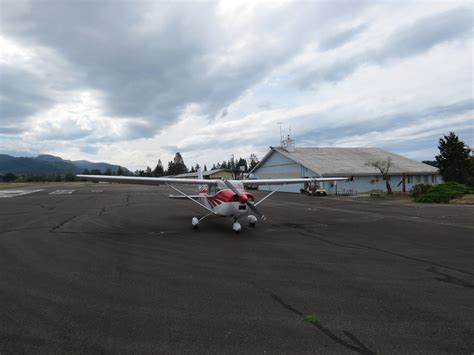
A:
[415,182,473,203]
[411,183,433,197]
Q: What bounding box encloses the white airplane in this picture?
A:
[77,170,348,233]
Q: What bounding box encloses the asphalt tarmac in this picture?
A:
[0,183,473,354]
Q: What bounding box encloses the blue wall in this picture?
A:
[253,151,441,194]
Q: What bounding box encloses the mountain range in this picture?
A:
[0,154,131,176]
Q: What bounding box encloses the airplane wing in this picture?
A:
[77,175,219,186]
[240,177,349,186]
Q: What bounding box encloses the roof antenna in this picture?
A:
[277,122,284,144]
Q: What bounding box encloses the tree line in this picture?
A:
[3,133,471,186]
[133,152,260,177]
[0,151,260,182]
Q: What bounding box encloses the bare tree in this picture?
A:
[367,157,393,194]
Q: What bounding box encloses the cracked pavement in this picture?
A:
[0,183,473,353]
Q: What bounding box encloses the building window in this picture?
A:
[416,175,421,183]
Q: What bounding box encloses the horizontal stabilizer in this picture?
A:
[169,195,205,199]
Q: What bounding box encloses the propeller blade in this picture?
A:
[223,180,240,195]
[247,201,267,221]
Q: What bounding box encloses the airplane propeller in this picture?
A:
[224,180,267,221]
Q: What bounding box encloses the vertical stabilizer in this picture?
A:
[197,168,208,194]
[197,167,210,208]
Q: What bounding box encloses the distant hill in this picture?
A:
[0,154,131,176]
[72,160,131,174]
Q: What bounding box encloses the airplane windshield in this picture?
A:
[208,180,243,195]
[231,181,244,190]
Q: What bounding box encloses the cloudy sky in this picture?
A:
[0,0,472,170]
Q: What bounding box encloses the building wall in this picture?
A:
[253,151,441,194]
[327,174,441,194]
[209,171,234,179]
[253,152,318,193]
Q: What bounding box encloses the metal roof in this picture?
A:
[174,168,230,178]
[254,147,438,176]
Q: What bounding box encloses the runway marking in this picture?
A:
[0,189,44,198]
[49,190,75,195]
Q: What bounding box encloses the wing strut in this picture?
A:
[166,183,216,214]
[255,187,280,207]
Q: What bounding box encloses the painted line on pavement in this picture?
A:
[0,189,45,198]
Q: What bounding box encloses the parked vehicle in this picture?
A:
[300,181,327,196]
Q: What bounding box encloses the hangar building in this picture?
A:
[250,145,440,194]
[175,168,233,180]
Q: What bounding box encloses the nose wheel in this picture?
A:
[232,221,241,233]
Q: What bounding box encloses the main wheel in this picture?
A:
[192,217,199,229]
[247,215,257,227]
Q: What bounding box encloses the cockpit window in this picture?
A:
[231,181,244,190]
[208,180,243,195]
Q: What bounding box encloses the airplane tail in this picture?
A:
[197,168,208,195]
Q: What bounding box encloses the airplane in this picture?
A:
[77,170,348,233]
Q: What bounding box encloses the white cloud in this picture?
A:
[0,0,472,170]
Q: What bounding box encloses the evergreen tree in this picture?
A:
[167,152,188,176]
[117,167,124,175]
[145,166,152,177]
[153,159,165,177]
[203,165,208,171]
[195,163,201,172]
[436,132,473,185]
[237,157,248,172]
[422,160,438,168]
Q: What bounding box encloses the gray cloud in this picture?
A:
[0,65,53,128]
[295,98,474,151]
[0,0,374,136]
[295,7,472,89]
[380,7,472,59]
[318,23,369,51]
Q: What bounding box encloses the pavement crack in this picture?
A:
[284,224,474,277]
[279,223,361,249]
[50,215,77,233]
[426,267,474,289]
[270,293,376,354]
[348,243,474,277]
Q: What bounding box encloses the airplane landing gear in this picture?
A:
[247,215,257,227]
[192,217,199,229]
[232,221,241,234]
